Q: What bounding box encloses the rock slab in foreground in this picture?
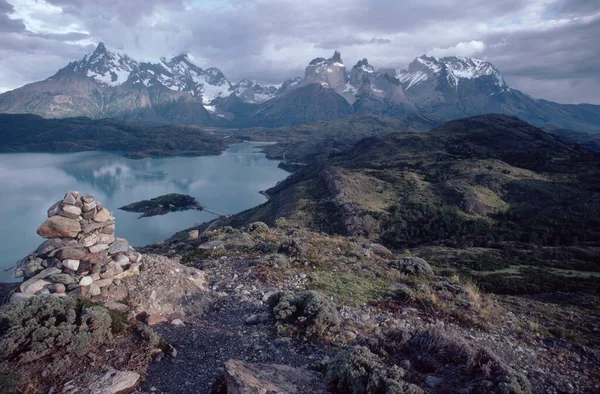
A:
[85,369,140,394]
[221,360,329,394]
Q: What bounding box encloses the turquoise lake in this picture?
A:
[0,143,288,282]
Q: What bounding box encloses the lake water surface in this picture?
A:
[0,143,288,282]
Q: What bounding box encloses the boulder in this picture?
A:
[86,369,140,394]
[80,276,93,286]
[20,278,52,294]
[220,360,328,394]
[37,215,81,238]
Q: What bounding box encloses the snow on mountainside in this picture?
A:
[233,79,278,103]
[72,42,136,87]
[397,55,508,92]
[69,43,234,106]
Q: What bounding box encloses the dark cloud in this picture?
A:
[0,0,598,104]
[0,0,25,32]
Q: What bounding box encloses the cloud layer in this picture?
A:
[0,0,598,104]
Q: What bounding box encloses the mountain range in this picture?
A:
[1,42,599,132]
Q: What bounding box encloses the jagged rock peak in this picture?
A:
[353,58,375,73]
[331,50,342,63]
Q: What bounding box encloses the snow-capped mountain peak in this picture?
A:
[397,55,508,91]
[74,42,137,87]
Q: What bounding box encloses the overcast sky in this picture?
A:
[0,0,598,104]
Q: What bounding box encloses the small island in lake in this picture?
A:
[120,193,203,218]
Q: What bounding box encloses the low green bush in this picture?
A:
[267,290,341,337]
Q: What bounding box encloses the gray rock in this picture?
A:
[58,210,80,219]
[63,192,77,205]
[101,224,115,234]
[62,204,81,215]
[48,283,66,293]
[34,267,62,279]
[94,208,111,223]
[79,276,93,286]
[10,293,35,303]
[56,246,87,260]
[81,220,114,234]
[94,279,113,288]
[36,238,75,257]
[222,360,328,394]
[105,302,130,312]
[425,375,444,389]
[89,243,109,253]
[86,369,140,394]
[20,278,52,294]
[82,234,98,247]
[98,233,115,244]
[245,312,271,325]
[83,201,97,212]
[49,273,75,284]
[22,258,44,278]
[47,201,61,217]
[109,238,129,254]
[171,319,185,326]
[62,259,80,271]
[114,254,130,266]
[89,283,101,296]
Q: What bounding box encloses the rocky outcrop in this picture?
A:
[11,191,142,301]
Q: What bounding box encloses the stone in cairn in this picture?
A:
[10,191,143,303]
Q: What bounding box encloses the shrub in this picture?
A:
[325,346,423,394]
[389,258,433,277]
[378,328,532,394]
[0,296,113,363]
[244,221,269,234]
[266,291,341,337]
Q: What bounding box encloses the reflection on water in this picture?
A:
[0,143,287,282]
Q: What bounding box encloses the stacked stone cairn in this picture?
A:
[11,191,142,302]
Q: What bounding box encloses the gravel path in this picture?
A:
[140,290,335,393]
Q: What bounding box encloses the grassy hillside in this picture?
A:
[218,114,600,296]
